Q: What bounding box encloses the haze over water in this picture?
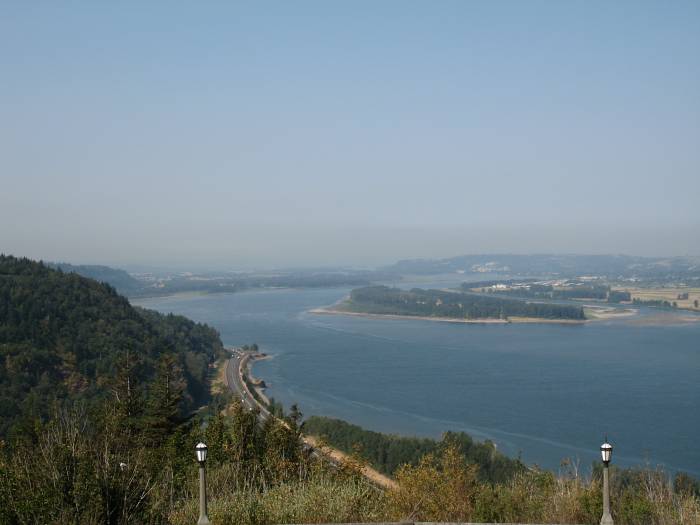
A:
[135,286,700,477]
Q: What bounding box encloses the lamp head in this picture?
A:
[600,439,613,464]
[195,442,208,463]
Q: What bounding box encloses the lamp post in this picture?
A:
[600,439,614,525]
[195,442,211,525]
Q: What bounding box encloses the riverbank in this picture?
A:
[239,350,272,406]
[129,290,214,302]
[583,305,700,325]
[309,305,586,324]
[130,286,310,302]
[583,305,638,320]
[235,349,398,490]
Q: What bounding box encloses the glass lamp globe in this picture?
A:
[600,441,613,463]
[195,442,208,463]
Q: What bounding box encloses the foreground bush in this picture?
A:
[2,402,699,524]
[383,444,698,525]
[169,474,386,525]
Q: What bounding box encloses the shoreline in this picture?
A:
[583,305,638,320]
[243,352,272,406]
[311,305,700,326]
[234,350,398,489]
[309,306,587,324]
[129,285,335,302]
[130,290,211,300]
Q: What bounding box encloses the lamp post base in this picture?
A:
[600,462,614,525]
[198,465,211,525]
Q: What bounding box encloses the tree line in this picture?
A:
[466,281,633,303]
[347,286,585,320]
[302,415,524,483]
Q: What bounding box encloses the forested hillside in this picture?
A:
[0,255,223,438]
[345,286,585,320]
[50,261,145,295]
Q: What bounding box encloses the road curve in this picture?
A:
[223,348,398,490]
[224,350,270,418]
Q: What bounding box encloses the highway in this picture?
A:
[224,349,271,419]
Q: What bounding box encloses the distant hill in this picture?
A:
[48,262,381,298]
[0,255,223,438]
[383,254,700,280]
[49,261,145,295]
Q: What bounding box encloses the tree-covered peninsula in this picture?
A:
[337,285,586,321]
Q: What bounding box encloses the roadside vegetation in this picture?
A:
[302,416,523,483]
[2,397,698,524]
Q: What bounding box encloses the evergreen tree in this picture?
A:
[110,347,144,434]
[143,354,185,447]
[204,413,232,466]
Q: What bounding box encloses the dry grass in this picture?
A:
[164,445,700,525]
[303,435,398,490]
[619,286,700,310]
[168,464,387,525]
[210,357,229,397]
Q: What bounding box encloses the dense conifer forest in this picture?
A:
[0,255,223,438]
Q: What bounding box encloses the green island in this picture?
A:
[322,285,586,322]
[1,256,699,524]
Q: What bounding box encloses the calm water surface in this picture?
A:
[134,287,700,476]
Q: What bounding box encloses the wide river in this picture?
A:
[134,285,700,476]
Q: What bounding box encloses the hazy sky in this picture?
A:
[2,1,699,269]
